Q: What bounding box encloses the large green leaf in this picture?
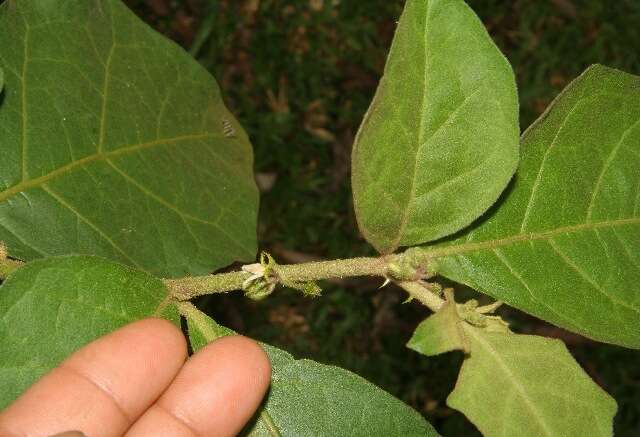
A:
[185,306,439,437]
[351,0,519,253]
[423,65,640,348]
[447,325,617,437]
[0,0,258,277]
[0,255,179,409]
[406,295,615,435]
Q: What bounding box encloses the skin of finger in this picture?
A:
[0,318,187,437]
[126,335,272,437]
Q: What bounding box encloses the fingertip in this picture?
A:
[64,317,188,391]
[183,334,272,402]
[0,317,188,436]
[67,317,188,363]
[131,318,188,360]
[212,335,272,382]
[127,334,272,436]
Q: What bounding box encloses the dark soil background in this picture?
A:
[125,1,640,435]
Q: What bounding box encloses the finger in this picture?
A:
[127,335,271,437]
[0,318,187,437]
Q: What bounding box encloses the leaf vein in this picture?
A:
[392,86,483,250]
[519,98,585,232]
[612,229,640,272]
[586,116,640,222]
[0,133,218,204]
[634,174,640,216]
[547,238,640,317]
[388,0,434,252]
[40,184,142,269]
[491,248,584,331]
[428,217,640,258]
[465,327,554,437]
[97,0,115,153]
[20,21,30,182]
[105,160,252,258]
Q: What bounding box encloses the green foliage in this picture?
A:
[407,291,616,436]
[0,0,638,435]
[407,290,468,356]
[188,0,640,434]
[0,0,258,277]
[428,65,640,349]
[0,255,179,409]
[352,0,519,253]
[448,325,617,437]
[185,306,439,437]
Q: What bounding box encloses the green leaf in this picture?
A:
[447,325,617,437]
[407,290,468,355]
[0,0,258,277]
[351,0,519,253]
[0,255,179,409]
[185,306,439,437]
[425,65,640,348]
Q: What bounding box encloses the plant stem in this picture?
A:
[176,300,198,317]
[397,281,445,312]
[166,271,248,300]
[477,300,503,314]
[166,256,391,300]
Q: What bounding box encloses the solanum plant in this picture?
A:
[0,0,638,436]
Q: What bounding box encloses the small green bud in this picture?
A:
[244,280,275,301]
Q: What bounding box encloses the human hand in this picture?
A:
[0,318,271,436]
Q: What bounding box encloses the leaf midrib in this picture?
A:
[0,133,216,203]
[20,21,29,181]
[388,0,493,251]
[425,216,640,258]
[465,327,554,437]
[97,0,115,155]
[388,0,434,252]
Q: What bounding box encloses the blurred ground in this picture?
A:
[126,0,640,434]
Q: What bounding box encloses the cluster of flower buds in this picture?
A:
[241,252,322,301]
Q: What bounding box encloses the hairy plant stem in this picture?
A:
[397,281,445,313]
[166,256,391,300]
[176,300,199,317]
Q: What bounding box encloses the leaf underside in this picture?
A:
[351,0,519,253]
[426,65,640,348]
[186,308,439,437]
[0,255,179,409]
[0,0,258,277]
[407,293,467,356]
[447,325,616,437]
